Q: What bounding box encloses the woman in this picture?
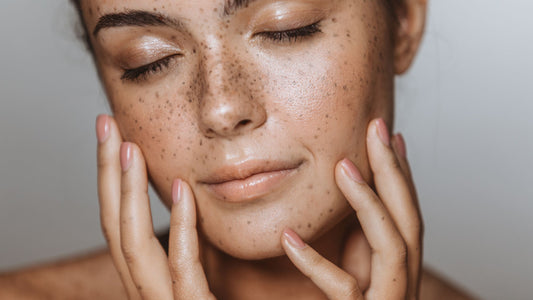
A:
[0,0,474,299]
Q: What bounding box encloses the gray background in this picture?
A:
[1,1,532,299]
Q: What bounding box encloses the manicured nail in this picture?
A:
[283,228,306,249]
[394,133,407,158]
[375,118,390,147]
[172,179,182,204]
[341,159,365,184]
[96,114,110,143]
[120,143,133,172]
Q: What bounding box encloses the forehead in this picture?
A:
[82,0,333,20]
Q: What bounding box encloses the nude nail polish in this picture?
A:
[376,118,390,147]
[120,143,133,172]
[172,179,182,204]
[96,114,110,143]
[283,228,306,249]
[341,159,365,184]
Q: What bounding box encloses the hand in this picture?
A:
[96,115,215,299]
[281,118,423,300]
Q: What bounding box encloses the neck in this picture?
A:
[206,215,358,300]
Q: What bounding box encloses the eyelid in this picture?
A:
[249,5,327,33]
[116,36,183,69]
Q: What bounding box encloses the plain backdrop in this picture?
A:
[1,1,532,299]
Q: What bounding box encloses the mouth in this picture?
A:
[200,160,304,203]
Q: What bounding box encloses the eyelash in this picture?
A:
[121,54,180,82]
[121,22,322,82]
[258,22,322,43]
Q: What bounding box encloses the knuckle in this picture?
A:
[390,239,408,267]
[97,150,115,169]
[340,278,361,299]
[308,252,324,267]
[121,245,137,265]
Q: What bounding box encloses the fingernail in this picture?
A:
[96,114,110,143]
[283,228,306,249]
[172,179,182,204]
[375,118,390,147]
[394,133,407,158]
[120,143,133,172]
[341,159,365,184]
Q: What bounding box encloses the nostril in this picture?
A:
[236,119,252,128]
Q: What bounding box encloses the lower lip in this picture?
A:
[206,168,299,203]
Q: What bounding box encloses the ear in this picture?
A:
[393,0,428,74]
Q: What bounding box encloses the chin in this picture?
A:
[198,191,351,261]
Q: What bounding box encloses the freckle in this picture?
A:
[326,190,331,195]
[329,209,334,213]
[228,227,232,232]
[247,220,251,225]
[155,92,159,98]
[218,239,223,246]
[307,223,312,228]
[307,184,313,190]
[297,224,302,229]
[139,126,143,131]
[381,216,385,221]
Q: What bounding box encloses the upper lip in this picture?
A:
[200,159,303,185]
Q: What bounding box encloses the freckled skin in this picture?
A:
[83,0,394,261]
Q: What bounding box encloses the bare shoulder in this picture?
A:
[0,249,126,300]
[420,267,478,300]
[0,251,477,300]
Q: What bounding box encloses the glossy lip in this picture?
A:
[200,159,304,203]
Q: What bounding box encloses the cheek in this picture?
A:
[106,80,206,206]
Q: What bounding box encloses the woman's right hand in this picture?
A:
[96,114,216,300]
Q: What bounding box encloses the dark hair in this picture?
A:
[70,0,399,52]
[70,0,92,51]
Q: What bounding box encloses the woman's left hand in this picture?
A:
[281,118,423,300]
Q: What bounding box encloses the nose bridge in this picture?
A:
[204,42,248,98]
[198,40,266,138]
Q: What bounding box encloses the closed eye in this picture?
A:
[257,21,322,43]
[121,54,181,82]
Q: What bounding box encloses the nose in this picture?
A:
[198,49,266,138]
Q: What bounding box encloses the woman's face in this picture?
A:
[83,0,396,259]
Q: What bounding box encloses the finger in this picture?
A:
[391,133,424,299]
[281,228,363,300]
[96,115,140,300]
[168,179,215,300]
[367,119,423,299]
[391,133,422,220]
[119,142,173,299]
[336,159,408,299]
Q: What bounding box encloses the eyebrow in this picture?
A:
[223,0,259,16]
[93,1,259,36]
[93,10,186,37]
